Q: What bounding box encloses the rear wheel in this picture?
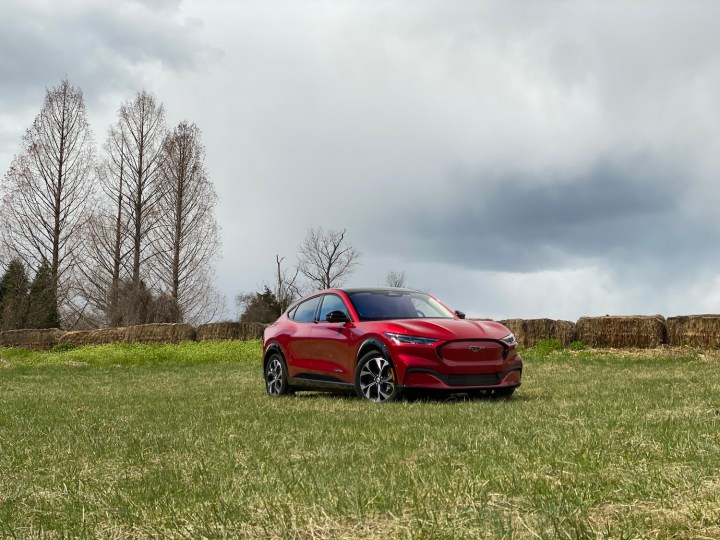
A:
[265,353,292,396]
[355,352,399,403]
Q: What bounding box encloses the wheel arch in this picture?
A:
[264,342,286,371]
[356,338,391,365]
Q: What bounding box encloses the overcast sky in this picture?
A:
[2,0,720,320]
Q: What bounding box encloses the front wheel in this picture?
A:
[355,352,399,403]
[265,353,292,396]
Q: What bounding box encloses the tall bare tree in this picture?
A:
[79,90,166,326]
[118,90,166,287]
[273,254,300,313]
[154,121,221,323]
[81,123,134,325]
[0,78,95,319]
[297,227,361,290]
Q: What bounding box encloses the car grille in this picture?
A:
[437,340,507,362]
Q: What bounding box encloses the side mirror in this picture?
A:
[455,310,466,319]
[325,310,350,323]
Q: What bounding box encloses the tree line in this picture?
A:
[237,227,408,323]
[0,79,221,330]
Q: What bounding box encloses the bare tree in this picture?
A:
[80,123,134,325]
[154,121,221,323]
[118,90,166,287]
[297,227,361,290]
[273,255,300,313]
[385,270,407,288]
[0,78,95,319]
[78,90,166,326]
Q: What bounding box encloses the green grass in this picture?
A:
[0,342,718,539]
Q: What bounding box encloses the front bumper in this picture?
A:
[401,365,522,390]
[390,339,523,390]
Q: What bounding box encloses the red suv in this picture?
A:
[263,288,522,402]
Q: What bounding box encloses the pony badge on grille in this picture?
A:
[469,345,483,352]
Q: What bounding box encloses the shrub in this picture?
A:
[52,342,77,353]
[569,340,586,351]
[532,338,564,357]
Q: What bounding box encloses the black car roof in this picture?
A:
[340,287,420,294]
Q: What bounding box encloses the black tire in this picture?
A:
[265,352,292,396]
[354,351,399,403]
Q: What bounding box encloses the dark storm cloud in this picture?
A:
[4,0,720,318]
[0,1,213,106]
[375,155,718,278]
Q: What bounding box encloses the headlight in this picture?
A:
[384,332,439,345]
[500,333,516,346]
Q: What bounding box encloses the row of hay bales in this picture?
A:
[2,316,720,351]
[0,322,268,351]
[496,315,720,349]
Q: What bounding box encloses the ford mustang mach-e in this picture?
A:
[263,288,522,402]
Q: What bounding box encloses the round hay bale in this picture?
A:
[575,316,666,348]
[238,323,267,340]
[499,319,576,348]
[196,322,239,341]
[499,319,525,345]
[0,328,65,350]
[196,322,267,341]
[666,315,720,348]
[124,323,196,344]
[59,327,128,346]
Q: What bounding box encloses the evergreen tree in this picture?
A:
[26,262,61,329]
[238,286,282,323]
[0,259,29,330]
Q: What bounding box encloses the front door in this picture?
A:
[311,294,355,383]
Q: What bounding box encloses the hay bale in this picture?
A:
[0,328,65,350]
[666,315,720,348]
[196,322,266,341]
[575,316,666,348]
[124,323,196,344]
[499,318,576,348]
[59,327,128,346]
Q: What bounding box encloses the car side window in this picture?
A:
[293,296,321,323]
[318,294,349,322]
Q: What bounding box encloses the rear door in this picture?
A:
[285,295,322,376]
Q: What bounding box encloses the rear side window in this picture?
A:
[293,296,321,323]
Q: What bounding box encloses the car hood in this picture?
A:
[369,319,511,341]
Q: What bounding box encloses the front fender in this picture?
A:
[356,337,391,363]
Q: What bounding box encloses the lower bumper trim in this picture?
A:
[403,367,522,388]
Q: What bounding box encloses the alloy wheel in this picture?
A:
[359,356,396,402]
[266,357,284,396]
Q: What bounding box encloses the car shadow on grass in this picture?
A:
[288,389,534,404]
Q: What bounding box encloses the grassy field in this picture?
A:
[0,341,718,539]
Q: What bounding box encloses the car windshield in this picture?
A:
[347,290,455,321]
